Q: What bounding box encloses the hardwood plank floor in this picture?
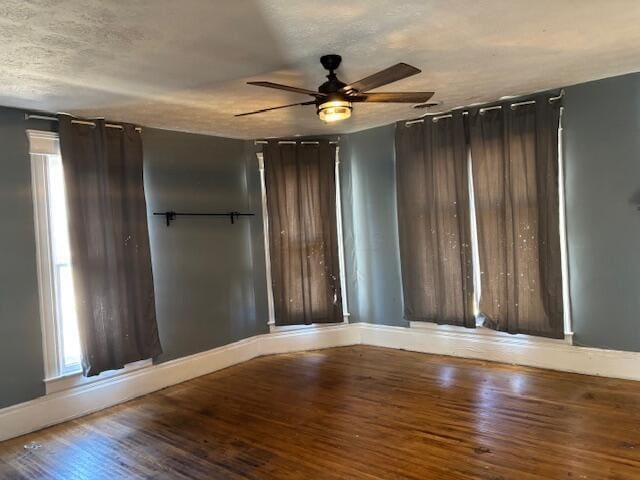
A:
[1,346,640,479]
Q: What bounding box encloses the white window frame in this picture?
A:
[411,108,574,345]
[28,130,151,394]
[257,145,349,333]
[29,130,63,381]
[557,106,573,339]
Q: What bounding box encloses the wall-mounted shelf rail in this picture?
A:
[153,211,254,226]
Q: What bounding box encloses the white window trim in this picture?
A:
[257,147,349,333]
[28,129,153,394]
[44,358,152,395]
[334,146,350,318]
[257,152,277,327]
[29,130,63,381]
[558,106,574,338]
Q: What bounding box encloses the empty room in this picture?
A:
[1,1,640,478]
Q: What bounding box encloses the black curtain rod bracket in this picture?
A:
[153,211,254,226]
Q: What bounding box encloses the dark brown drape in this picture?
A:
[59,116,161,376]
[264,140,343,326]
[468,95,564,338]
[395,112,475,327]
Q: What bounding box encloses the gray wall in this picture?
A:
[0,108,46,408]
[341,124,406,327]
[143,128,268,363]
[563,73,640,352]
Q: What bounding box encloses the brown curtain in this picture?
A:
[59,115,161,376]
[468,95,564,338]
[395,112,475,327]
[264,140,343,326]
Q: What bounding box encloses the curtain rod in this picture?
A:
[405,90,565,126]
[254,140,339,145]
[25,113,142,132]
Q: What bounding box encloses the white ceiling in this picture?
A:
[2,0,640,139]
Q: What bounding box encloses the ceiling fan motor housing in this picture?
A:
[320,54,342,72]
[318,54,349,101]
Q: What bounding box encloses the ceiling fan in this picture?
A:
[236,54,437,122]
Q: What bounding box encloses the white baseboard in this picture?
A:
[1,321,639,443]
[0,324,358,442]
[360,322,640,381]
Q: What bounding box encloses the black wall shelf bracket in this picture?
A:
[153,211,254,226]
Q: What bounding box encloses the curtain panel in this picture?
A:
[468,95,564,338]
[59,116,162,376]
[395,112,475,327]
[264,140,343,326]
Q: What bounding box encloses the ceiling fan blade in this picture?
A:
[246,81,324,97]
[235,100,316,117]
[354,92,435,103]
[342,63,421,94]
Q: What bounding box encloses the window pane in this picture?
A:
[47,156,71,264]
[57,264,81,369]
[47,155,82,374]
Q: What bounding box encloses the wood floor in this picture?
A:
[1,346,639,479]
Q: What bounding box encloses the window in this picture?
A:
[402,96,571,341]
[466,103,569,339]
[29,131,82,379]
[257,142,349,331]
[44,154,82,373]
[30,130,152,392]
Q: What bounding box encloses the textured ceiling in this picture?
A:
[2,0,640,139]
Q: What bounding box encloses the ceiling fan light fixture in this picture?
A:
[317,100,352,123]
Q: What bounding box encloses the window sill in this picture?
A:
[269,316,349,333]
[44,359,153,395]
[409,321,574,346]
